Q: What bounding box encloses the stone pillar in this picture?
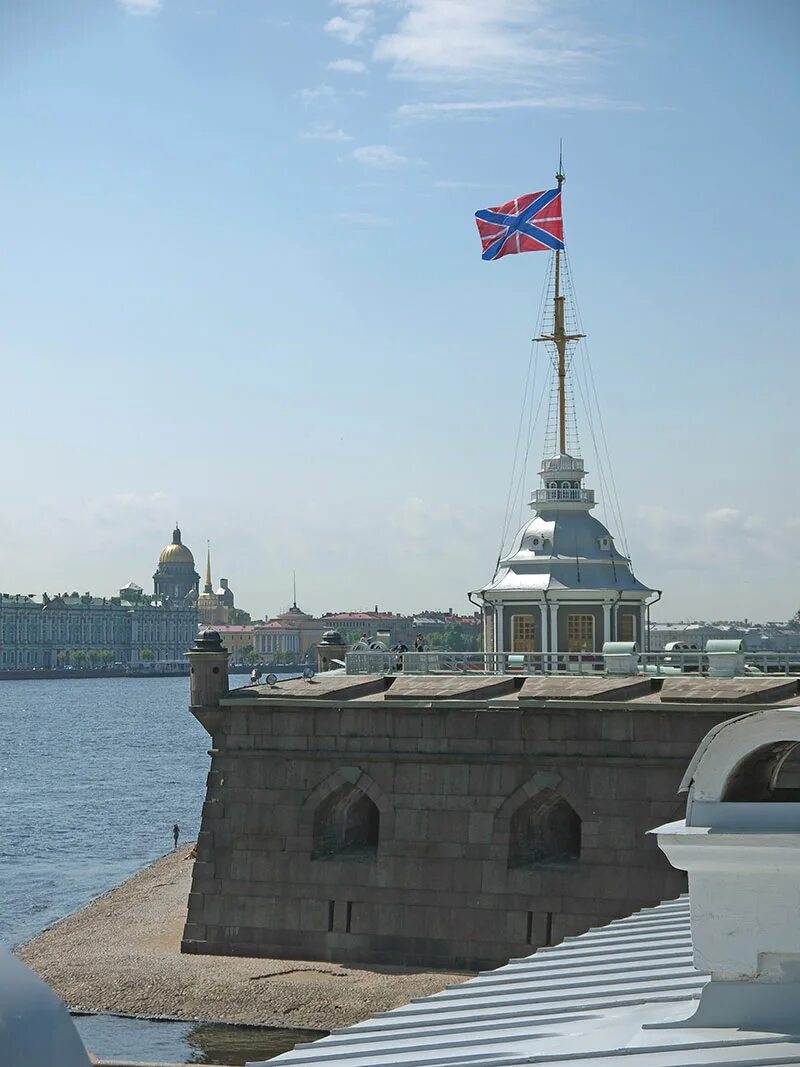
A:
[539,603,549,659]
[185,629,230,712]
[549,603,559,666]
[602,602,612,645]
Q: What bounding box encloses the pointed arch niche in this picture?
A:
[495,772,582,870]
[313,783,379,860]
[508,788,581,868]
[304,766,392,861]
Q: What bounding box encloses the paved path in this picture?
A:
[18,848,468,1032]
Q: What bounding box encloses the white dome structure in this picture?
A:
[474,452,655,656]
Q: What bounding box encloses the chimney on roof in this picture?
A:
[654,707,800,1029]
[374,604,378,613]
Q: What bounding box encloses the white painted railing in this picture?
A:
[345,650,800,677]
[531,488,595,504]
[541,457,585,473]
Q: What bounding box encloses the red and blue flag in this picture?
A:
[475,189,564,261]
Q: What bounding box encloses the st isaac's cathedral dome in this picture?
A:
[159,526,195,566]
[153,526,200,603]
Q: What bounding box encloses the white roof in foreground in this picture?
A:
[263,896,800,1067]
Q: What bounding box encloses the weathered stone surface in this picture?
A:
[184,678,793,970]
[518,676,654,701]
[658,677,799,704]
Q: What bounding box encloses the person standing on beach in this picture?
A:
[172,823,180,850]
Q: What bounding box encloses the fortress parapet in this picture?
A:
[181,670,800,970]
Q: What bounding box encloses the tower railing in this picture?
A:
[540,456,585,473]
[345,650,800,677]
[531,487,595,504]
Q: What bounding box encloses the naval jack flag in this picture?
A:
[475,188,564,261]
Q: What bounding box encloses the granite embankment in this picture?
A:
[18,847,469,1032]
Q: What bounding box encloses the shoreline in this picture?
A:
[18,847,469,1032]
[0,665,304,682]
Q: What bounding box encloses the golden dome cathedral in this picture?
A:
[159,526,195,566]
[153,525,200,603]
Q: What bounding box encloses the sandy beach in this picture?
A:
[17,846,469,1032]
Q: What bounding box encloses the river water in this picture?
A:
[0,675,320,1064]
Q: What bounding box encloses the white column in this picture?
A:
[549,603,559,667]
[496,604,505,655]
[603,602,612,646]
[539,603,549,659]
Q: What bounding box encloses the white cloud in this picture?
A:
[117,0,161,13]
[353,144,408,167]
[298,83,337,106]
[328,58,368,73]
[302,124,354,142]
[373,0,589,82]
[398,94,643,119]
[325,14,370,45]
[704,507,741,527]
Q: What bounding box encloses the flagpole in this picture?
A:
[550,159,566,456]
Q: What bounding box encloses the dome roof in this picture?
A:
[475,454,655,600]
[159,526,195,566]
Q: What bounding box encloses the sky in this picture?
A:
[0,0,798,623]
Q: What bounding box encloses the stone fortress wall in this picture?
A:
[183,655,800,970]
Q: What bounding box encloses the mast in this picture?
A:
[554,164,566,455]
[536,153,584,455]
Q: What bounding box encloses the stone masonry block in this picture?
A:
[394,809,429,841]
[468,811,495,843]
[601,711,634,742]
[444,710,478,739]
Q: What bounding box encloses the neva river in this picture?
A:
[0,675,211,948]
[0,674,320,1064]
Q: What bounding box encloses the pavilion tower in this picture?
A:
[471,166,657,657]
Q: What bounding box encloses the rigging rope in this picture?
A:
[495,262,551,566]
[561,253,632,561]
[496,340,536,569]
[494,245,634,569]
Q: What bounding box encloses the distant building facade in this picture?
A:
[254,603,327,660]
[648,622,800,653]
[213,624,256,660]
[319,612,414,648]
[0,525,201,668]
[0,588,195,668]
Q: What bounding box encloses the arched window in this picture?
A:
[722,741,800,801]
[312,783,380,859]
[508,789,581,868]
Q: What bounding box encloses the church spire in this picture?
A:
[204,542,213,595]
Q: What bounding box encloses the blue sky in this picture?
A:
[0,0,798,621]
